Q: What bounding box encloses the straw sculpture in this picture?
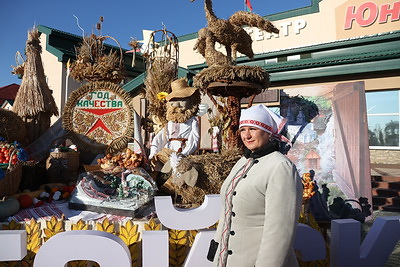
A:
[156,1,281,206]
[143,29,179,130]
[144,58,177,128]
[165,148,242,205]
[193,65,269,92]
[193,65,269,149]
[190,0,279,149]
[70,34,126,84]
[191,0,279,65]
[62,81,135,154]
[12,27,59,144]
[0,109,26,144]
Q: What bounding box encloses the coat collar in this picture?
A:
[243,140,279,159]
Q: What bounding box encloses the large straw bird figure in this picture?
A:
[191,0,279,65]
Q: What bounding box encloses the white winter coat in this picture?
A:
[211,151,303,267]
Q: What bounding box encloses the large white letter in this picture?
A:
[184,229,215,267]
[33,230,131,267]
[142,230,169,267]
[330,217,400,267]
[0,230,27,261]
[155,195,221,230]
[293,19,307,34]
[151,195,221,267]
[279,21,291,36]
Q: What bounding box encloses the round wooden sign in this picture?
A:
[62,81,135,153]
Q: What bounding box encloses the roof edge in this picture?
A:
[38,25,66,61]
[264,0,321,21]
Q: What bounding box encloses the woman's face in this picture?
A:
[239,126,271,152]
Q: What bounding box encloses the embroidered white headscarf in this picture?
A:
[239,104,289,143]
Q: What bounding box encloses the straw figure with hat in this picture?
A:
[149,78,201,175]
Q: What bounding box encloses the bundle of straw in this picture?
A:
[13,27,59,144]
[193,65,269,93]
[144,58,177,127]
[70,34,126,84]
[13,28,59,119]
[143,28,179,129]
[166,148,242,205]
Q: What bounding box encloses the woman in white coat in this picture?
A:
[208,104,303,267]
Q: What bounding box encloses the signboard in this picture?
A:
[344,1,400,29]
[62,81,135,153]
[336,0,400,39]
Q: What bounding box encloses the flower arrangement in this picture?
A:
[156,92,169,101]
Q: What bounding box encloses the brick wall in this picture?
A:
[370,149,400,165]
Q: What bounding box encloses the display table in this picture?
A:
[7,202,140,223]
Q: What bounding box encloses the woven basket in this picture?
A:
[46,151,80,171]
[45,139,80,183]
[0,150,22,198]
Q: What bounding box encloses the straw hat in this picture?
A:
[166,78,198,101]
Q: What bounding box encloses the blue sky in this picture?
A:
[0,0,311,86]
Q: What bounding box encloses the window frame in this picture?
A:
[366,90,400,150]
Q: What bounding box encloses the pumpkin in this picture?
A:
[0,197,20,219]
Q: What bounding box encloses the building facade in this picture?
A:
[36,0,400,165]
[176,0,400,165]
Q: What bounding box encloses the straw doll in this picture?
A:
[149,78,201,174]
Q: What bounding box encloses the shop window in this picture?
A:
[366,90,400,148]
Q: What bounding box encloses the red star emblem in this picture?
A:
[79,108,122,135]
